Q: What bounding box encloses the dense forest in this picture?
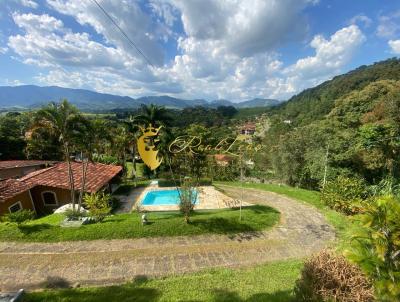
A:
[257,58,400,189]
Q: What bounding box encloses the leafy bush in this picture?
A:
[178,179,198,223]
[4,209,35,225]
[158,178,212,187]
[64,209,86,221]
[347,195,400,301]
[84,192,112,222]
[92,154,119,165]
[321,176,367,215]
[294,249,374,302]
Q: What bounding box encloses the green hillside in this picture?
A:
[272,58,400,126]
[264,71,400,188]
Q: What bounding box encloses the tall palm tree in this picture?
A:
[135,104,172,127]
[32,100,88,211]
[125,116,142,178]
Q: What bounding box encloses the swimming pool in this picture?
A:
[141,189,198,206]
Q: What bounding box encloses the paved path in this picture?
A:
[0,186,335,291]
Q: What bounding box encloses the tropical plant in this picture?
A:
[346,195,400,301]
[31,100,89,211]
[125,116,142,178]
[135,104,172,127]
[4,209,35,225]
[64,208,86,221]
[84,192,112,222]
[178,178,198,223]
[294,249,374,302]
[321,175,367,215]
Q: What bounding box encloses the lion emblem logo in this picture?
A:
[137,125,163,170]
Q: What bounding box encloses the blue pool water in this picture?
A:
[141,189,198,206]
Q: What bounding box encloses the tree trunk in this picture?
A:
[78,157,89,213]
[65,143,76,211]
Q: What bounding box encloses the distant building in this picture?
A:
[0,161,122,216]
[283,120,292,124]
[213,154,235,166]
[239,122,256,135]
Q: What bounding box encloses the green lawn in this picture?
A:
[0,205,279,242]
[24,259,303,302]
[20,182,353,301]
[215,181,351,246]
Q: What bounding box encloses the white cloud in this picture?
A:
[19,0,38,9]
[285,25,365,80]
[12,13,63,34]
[9,13,136,69]
[389,40,400,54]
[149,0,178,27]
[349,14,372,28]
[47,0,167,66]
[170,0,315,56]
[376,11,400,38]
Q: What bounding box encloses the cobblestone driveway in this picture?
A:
[0,185,335,291]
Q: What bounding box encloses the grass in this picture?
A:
[24,259,303,302]
[19,181,352,301]
[215,181,352,247]
[0,205,279,242]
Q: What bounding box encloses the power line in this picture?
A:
[90,0,155,68]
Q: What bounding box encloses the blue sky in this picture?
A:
[0,0,399,101]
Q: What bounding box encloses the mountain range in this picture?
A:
[0,85,280,111]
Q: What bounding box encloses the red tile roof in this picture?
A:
[0,179,34,202]
[240,122,256,131]
[20,162,122,193]
[0,160,55,170]
[214,154,235,162]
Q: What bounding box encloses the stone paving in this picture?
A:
[113,185,147,214]
[0,185,335,291]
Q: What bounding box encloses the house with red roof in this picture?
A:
[0,161,122,216]
[239,122,256,135]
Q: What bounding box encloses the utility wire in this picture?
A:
[90,0,155,68]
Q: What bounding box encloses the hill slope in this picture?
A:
[274,58,400,125]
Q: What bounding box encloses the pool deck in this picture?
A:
[134,183,252,212]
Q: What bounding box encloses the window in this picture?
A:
[42,191,58,206]
[8,201,22,213]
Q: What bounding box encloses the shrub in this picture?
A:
[64,209,86,220]
[346,195,400,301]
[178,179,198,223]
[4,209,35,225]
[84,192,111,222]
[294,249,374,302]
[92,154,119,165]
[321,176,367,215]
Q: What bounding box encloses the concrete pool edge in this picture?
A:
[132,183,253,212]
